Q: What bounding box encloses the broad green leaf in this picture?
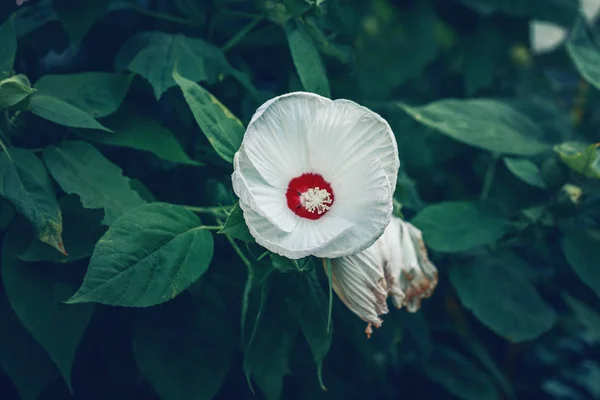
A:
[567,17,600,91]
[173,71,244,163]
[29,93,112,131]
[67,203,214,307]
[297,269,332,390]
[115,31,229,99]
[35,72,132,117]
[554,141,600,179]
[244,272,298,400]
[0,293,58,400]
[218,203,254,242]
[563,294,600,341]
[0,74,34,108]
[43,141,145,225]
[0,148,65,255]
[0,16,16,73]
[19,195,105,263]
[399,99,550,155]
[411,201,510,252]
[53,0,109,47]
[562,230,600,298]
[422,347,499,400]
[503,157,547,189]
[133,291,233,400]
[77,112,202,166]
[284,18,330,97]
[449,254,557,342]
[1,222,95,391]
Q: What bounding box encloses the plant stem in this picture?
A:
[197,225,223,231]
[217,9,263,20]
[0,136,12,161]
[480,154,499,201]
[226,234,252,269]
[183,204,234,214]
[222,18,262,52]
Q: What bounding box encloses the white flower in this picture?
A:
[530,0,600,54]
[331,217,438,337]
[232,92,399,259]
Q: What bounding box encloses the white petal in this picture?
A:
[242,92,331,188]
[530,21,567,54]
[582,0,600,23]
[306,99,399,194]
[314,158,393,258]
[331,246,388,329]
[232,150,299,233]
[239,200,353,259]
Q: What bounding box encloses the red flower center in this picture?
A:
[286,173,335,220]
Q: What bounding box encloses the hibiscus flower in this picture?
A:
[232,92,399,259]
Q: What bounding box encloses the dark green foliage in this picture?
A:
[0,0,600,399]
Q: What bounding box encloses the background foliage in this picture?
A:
[1,0,600,399]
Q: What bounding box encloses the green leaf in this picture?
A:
[449,254,557,342]
[297,269,332,390]
[29,93,112,131]
[1,222,95,391]
[244,272,298,400]
[133,291,233,400]
[115,31,229,99]
[67,203,214,307]
[567,17,600,91]
[35,72,132,117]
[218,203,254,242]
[77,112,202,166]
[19,195,106,263]
[0,198,15,231]
[53,0,109,47]
[42,141,145,225]
[399,99,550,155]
[0,16,16,73]
[0,74,35,109]
[0,148,65,255]
[173,71,244,163]
[0,293,58,400]
[284,18,330,97]
[562,230,600,299]
[563,294,600,341]
[554,141,600,179]
[422,347,499,400]
[411,201,510,252]
[503,157,547,189]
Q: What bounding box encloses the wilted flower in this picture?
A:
[530,0,600,54]
[331,216,438,338]
[233,92,399,259]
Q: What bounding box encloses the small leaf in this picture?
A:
[35,72,132,117]
[422,347,500,400]
[43,141,145,225]
[503,157,547,189]
[29,93,112,131]
[133,291,233,400]
[0,293,58,400]
[19,195,106,263]
[567,17,600,91]
[563,294,600,341]
[0,16,16,73]
[0,148,65,255]
[284,18,330,97]
[554,141,600,179]
[67,203,214,307]
[562,230,600,299]
[1,222,95,392]
[173,71,244,163]
[115,31,229,99]
[53,0,109,47]
[0,74,35,109]
[218,203,254,242]
[77,112,202,166]
[449,254,557,342]
[399,99,550,155]
[411,201,510,252]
